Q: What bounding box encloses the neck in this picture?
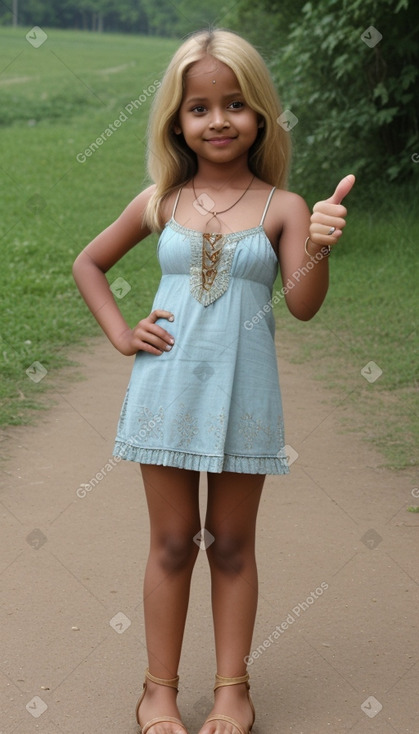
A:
[193,157,253,190]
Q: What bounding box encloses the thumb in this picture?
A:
[326,174,356,205]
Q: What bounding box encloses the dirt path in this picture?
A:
[0,335,417,733]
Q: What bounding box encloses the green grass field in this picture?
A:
[0,27,417,470]
[275,192,418,470]
[0,27,176,419]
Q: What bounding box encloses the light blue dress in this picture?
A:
[113,186,289,475]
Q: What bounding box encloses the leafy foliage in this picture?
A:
[222,0,307,54]
[267,0,419,194]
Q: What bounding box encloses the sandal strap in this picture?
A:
[144,668,179,690]
[213,672,255,728]
[204,714,246,734]
[214,672,250,691]
[142,716,187,734]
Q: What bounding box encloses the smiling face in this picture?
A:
[174,55,262,168]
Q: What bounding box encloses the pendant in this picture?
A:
[189,229,239,307]
[202,233,224,291]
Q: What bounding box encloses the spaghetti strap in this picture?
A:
[172,187,183,218]
[259,187,276,226]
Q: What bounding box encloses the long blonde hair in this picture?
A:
[144,28,291,231]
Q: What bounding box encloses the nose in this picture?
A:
[209,107,230,130]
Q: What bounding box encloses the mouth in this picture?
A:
[205,136,237,146]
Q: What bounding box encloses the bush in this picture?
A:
[272,0,419,196]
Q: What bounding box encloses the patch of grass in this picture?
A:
[0,27,175,424]
[0,27,175,125]
[275,182,418,470]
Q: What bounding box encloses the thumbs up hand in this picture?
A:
[309,174,355,248]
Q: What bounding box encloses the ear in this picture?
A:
[173,122,182,135]
[257,117,265,129]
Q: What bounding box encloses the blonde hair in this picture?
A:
[144,28,291,231]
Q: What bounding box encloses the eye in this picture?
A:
[191,105,206,114]
[228,100,245,110]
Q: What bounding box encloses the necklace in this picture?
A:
[192,175,255,233]
[190,175,255,297]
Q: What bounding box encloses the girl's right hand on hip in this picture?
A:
[117,310,175,356]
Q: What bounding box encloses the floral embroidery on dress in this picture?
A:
[238,412,279,451]
[277,414,286,448]
[206,408,227,452]
[119,386,130,423]
[171,403,199,448]
[135,406,164,443]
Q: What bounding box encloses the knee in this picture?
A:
[154,532,199,574]
[206,534,251,575]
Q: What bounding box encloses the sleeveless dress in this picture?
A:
[113,186,289,475]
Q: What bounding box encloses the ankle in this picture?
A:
[215,682,249,698]
[146,680,178,697]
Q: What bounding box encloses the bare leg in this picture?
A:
[138,464,201,732]
[199,472,265,734]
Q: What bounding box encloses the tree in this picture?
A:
[271,0,419,193]
[0,0,149,32]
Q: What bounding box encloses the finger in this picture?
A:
[145,323,175,341]
[140,310,175,350]
[136,341,170,356]
[149,309,175,323]
[134,321,175,350]
[309,230,342,247]
[316,225,342,238]
[137,329,174,350]
[135,333,173,353]
[312,201,347,217]
[311,211,347,229]
[325,173,355,205]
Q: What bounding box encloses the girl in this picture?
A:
[73,28,354,734]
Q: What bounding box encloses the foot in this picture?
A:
[198,683,254,734]
[137,678,187,734]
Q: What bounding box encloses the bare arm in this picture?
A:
[72,186,175,356]
[278,192,329,321]
[279,175,355,321]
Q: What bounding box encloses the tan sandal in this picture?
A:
[203,672,255,734]
[135,668,188,734]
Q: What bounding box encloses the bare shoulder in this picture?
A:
[107,183,157,240]
[263,188,310,250]
[272,188,310,217]
[124,183,156,219]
